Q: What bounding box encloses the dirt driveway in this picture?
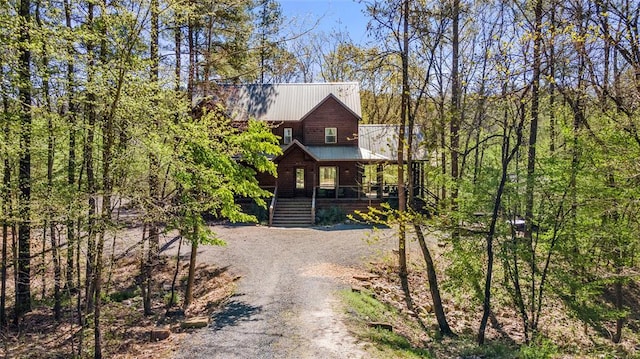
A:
[170,223,396,359]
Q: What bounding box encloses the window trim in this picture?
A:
[325,127,337,144]
[295,167,305,189]
[319,166,338,189]
[283,127,293,144]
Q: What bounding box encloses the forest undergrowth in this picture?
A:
[345,242,640,358]
[1,239,236,359]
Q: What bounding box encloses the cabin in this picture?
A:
[218,82,430,226]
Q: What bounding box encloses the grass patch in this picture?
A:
[341,289,434,358]
[108,286,140,302]
[164,291,181,306]
[362,328,434,358]
[518,336,558,359]
[452,337,518,358]
[342,289,391,321]
[341,289,525,358]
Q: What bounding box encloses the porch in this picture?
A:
[266,162,437,227]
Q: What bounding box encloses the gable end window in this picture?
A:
[325,127,337,144]
[283,127,292,144]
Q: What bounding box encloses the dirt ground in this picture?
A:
[1,222,400,358]
[169,223,398,359]
[4,219,636,358]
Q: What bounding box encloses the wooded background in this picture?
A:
[1,0,639,357]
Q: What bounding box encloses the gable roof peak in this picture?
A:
[220,82,362,122]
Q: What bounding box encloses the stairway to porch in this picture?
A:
[271,198,314,227]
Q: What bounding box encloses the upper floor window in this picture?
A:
[325,127,337,144]
[283,127,292,144]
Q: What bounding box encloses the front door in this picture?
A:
[295,167,305,196]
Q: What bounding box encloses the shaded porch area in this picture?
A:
[265,161,436,226]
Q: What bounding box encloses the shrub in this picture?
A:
[316,206,346,225]
[519,337,558,359]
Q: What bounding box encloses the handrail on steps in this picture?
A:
[311,186,316,225]
[269,186,278,227]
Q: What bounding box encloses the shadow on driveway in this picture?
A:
[213,221,387,232]
[210,298,263,330]
[313,223,388,231]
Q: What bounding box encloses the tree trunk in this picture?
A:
[478,134,521,345]
[613,267,623,343]
[439,98,446,202]
[184,226,198,308]
[36,0,62,319]
[183,11,197,309]
[188,15,195,102]
[549,32,556,154]
[167,236,183,310]
[48,86,61,320]
[478,96,526,345]
[450,0,460,206]
[64,0,77,293]
[414,224,453,336]
[16,0,33,321]
[0,210,6,328]
[396,0,410,308]
[76,231,83,357]
[94,1,115,355]
[94,232,104,359]
[1,70,10,327]
[84,0,98,312]
[149,0,160,259]
[524,0,543,337]
[175,18,182,92]
[144,0,161,316]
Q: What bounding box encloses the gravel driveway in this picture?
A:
[172,223,396,359]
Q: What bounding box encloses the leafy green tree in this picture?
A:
[253,0,284,83]
[172,105,280,307]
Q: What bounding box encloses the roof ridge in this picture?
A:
[222,82,359,86]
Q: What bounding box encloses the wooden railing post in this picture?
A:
[269,186,278,226]
[311,186,316,225]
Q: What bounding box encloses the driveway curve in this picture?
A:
[173,223,395,359]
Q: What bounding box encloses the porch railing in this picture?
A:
[311,186,316,224]
[315,185,399,200]
[313,183,438,203]
[268,186,278,226]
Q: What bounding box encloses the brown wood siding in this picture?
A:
[316,198,384,219]
[276,146,316,197]
[316,161,359,187]
[303,97,359,146]
[271,121,303,145]
[255,171,276,187]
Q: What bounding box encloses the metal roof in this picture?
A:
[358,124,428,161]
[306,146,390,161]
[219,83,362,121]
[274,140,389,162]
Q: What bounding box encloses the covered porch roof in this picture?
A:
[358,124,429,161]
[273,140,391,163]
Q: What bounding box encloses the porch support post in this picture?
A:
[410,161,422,198]
[420,161,425,198]
[376,163,384,199]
